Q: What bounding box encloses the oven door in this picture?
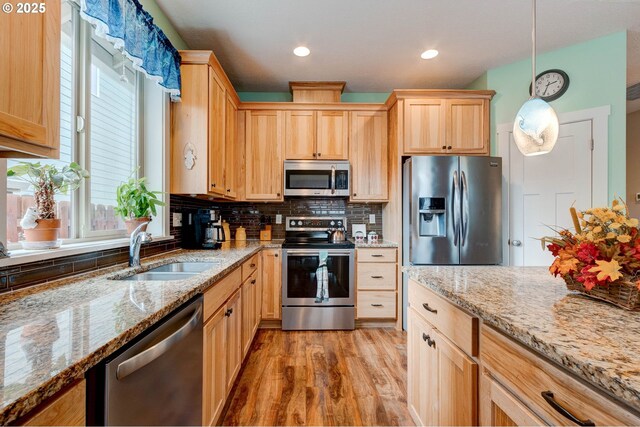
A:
[282,249,354,306]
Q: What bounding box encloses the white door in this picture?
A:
[509,120,593,266]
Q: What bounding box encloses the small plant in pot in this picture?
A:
[7,162,89,249]
[115,175,165,235]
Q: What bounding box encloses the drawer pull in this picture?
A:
[371,254,384,258]
[371,275,384,279]
[371,303,383,307]
[250,263,256,268]
[422,333,429,341]
[225,308,233,317]
[422,303,438,314]
[251,279,257,285]
[541,391,595,426]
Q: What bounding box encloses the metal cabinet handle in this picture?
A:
[371,303,383,307]
[251,279,257,285]
[511,240,522,247]
[250,263,256,268]
[353,193,357,197]
[274,253,279,258]
[225,308,233,317]
[116,305,202,380]
[313,153,317,157]
[318,152,321,157]
[371,275,384,279]
[422,303,437,314]
[422,333,435,348]
[442,145,446,149]
[227,189,231,192]
[541,391,595,426]
[211,183,216,188]
[447,145,452,150]
[371,254,384,258]
[277,193,281,197]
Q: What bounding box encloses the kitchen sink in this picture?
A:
[117,272,199,281]
[116,261,221,281]
[146,262,221,273]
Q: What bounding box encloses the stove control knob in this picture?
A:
[337,221,343,226]
[290,220,296,226]
[330,221,335,226]
[298,221,303,226]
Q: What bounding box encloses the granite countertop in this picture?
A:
[0,240,281,424]
[404,266,640,412]
[352,239,398,248]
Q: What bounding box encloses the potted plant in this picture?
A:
[115,176,165,234]
[7,162,89,249]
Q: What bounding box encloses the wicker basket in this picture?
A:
[564,275,640,311]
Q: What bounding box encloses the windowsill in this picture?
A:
[0,235,175,268]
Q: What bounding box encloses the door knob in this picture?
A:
[511,240,522,247]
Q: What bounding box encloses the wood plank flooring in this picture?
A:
[220,328,414,426]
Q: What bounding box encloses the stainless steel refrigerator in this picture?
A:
[402,156,502,326]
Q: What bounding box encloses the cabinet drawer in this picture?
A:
[204,268,242,321]
[481,325,640,426]
[357,291,396,318]
[357,263,396,290]
[242,253,259,282]
[408,279,478,356]
[357,248,397,263]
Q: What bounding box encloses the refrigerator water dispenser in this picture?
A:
[418,197,446,237]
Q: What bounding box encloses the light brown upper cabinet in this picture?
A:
[284,110,348,160]
[397,91,494,156]
[170,51,240,198]
[349,111,388,202]
[0,0,60,158]
[245,110,284,201]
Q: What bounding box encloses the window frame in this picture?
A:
[3,0,161,251]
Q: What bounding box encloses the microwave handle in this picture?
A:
[331,165,336,195]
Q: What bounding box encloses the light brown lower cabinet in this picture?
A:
[261,249,281,320]
[241,268,261,357]
[203,305,227,427]
[19,379,85,426]
[480,370,544,426]
[225,290,242,391]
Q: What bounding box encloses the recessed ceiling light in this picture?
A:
[293,46,310,57]
[421,49,439,60]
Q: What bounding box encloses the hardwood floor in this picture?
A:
[220,328,414,426]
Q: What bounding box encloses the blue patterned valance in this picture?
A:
[80,0,181,100]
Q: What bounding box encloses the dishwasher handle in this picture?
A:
[116,304,202,380]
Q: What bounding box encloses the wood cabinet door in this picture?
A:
[261,249,282,320]
[407,308,438,427]
[435,328,478,426]
[203,306,227,427]
[349,111,388,201]
[316,110,349,159]
[0,0,60,157]
[224,94,238,199]
[241,276,256,357]
[479,371,545,426]
[225,290,242,392]
[285,110,316,159]
[403,99,446,154]
[445,99,488,154]
[245,110,284,201]
[20,379,85,426]
[208,69,226,196]
[252,257,262,335]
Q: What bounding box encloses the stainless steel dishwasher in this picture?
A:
[95,296,203,426]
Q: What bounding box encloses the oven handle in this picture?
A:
[284,249,354,256]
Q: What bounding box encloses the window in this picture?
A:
[5,0,143,246]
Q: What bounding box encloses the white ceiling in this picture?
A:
[156,0,640,93]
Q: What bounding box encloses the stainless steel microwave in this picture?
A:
[283,160,350,197]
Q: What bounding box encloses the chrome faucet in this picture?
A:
[129,222,152,267]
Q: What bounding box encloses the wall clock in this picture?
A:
[528,69,570,102]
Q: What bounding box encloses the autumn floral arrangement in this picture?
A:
[543,199,640,310]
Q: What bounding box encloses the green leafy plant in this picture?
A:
[7,162,89,219]
[115,176,165,220]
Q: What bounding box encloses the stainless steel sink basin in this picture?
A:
[146,262,221,273]
[116,262,221,281]
[118,272,198,281]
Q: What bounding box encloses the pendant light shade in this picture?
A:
[513,0,559,156]
[513,97,559,156]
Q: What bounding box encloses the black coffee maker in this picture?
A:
[182,209,225,249]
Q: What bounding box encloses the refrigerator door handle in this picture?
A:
[452,170,460,246]
[461,170,469,246]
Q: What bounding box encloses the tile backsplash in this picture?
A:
[170,195,384,242]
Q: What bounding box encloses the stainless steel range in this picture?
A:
[282,217,355,330]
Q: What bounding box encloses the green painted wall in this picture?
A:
[139,0,189,50]
[478,32,626,201]
[238,92,390,103]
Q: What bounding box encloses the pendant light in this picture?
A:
[513,0,559,156]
